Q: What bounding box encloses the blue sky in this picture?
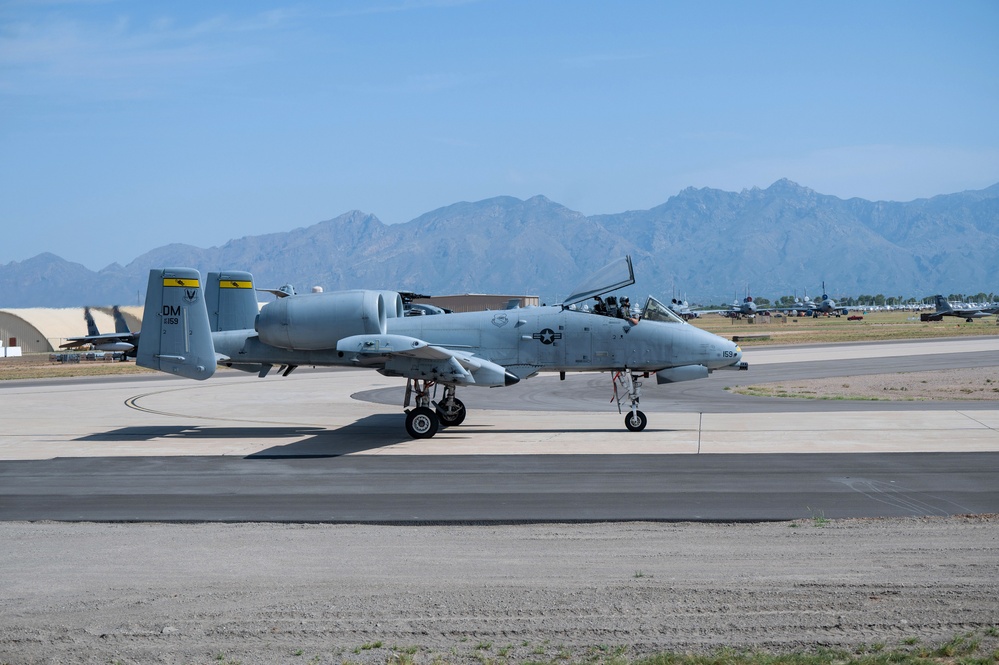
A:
[2,0,997,270]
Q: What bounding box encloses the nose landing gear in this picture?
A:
[613,371,648,432]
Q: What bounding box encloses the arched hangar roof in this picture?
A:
[0,308,118,353]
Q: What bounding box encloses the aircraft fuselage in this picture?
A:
[213,305,742,379]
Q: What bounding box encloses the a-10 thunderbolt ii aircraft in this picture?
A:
[137,257,747,439]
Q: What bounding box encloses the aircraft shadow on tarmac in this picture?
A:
[76,425,326,442]
[246,414,415,457]
[75,415,416,458]
[73,415,683,459]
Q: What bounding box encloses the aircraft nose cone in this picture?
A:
[505,371,520,386]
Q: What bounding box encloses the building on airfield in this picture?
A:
[0,307,142,354]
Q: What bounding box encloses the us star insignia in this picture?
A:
[532,328,562,344]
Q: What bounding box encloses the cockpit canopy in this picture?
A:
[562,256,635,307]
[560,256,686,324]
[641,296,686,324]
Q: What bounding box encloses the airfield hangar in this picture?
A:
[0,307,142,354]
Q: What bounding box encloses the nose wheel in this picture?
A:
[624,409,648,432]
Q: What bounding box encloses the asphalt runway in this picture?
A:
[1,337,997,522]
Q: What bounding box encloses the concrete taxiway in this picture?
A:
[0,337,997,521]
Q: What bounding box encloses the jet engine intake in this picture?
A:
[255,290,387,350]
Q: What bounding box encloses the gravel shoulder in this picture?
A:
[2,518,998,664]
[734,366,999,401]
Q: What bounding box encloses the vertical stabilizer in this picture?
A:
[137,268,216,380]
[111,306,131,334]
[84,307,100,337]
[206,271,259,332]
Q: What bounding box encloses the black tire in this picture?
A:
[436,398,467,427]
[406,407,439,439]
[625,410,648,432]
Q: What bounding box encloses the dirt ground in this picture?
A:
[734,366,999,401]
[2,518,998,665]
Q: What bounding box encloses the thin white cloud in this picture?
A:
[0,9,296,97]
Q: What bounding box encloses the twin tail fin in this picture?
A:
[136,268,216,380]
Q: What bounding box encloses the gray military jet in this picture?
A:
[60,306,140,355]
[697,292,758,319]
[770,283,856,317]
[803,283,852,316]
[137,257,747,439]
[922,295,999,322]
[667,298,699,320]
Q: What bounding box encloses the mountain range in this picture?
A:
[3,179,998,308]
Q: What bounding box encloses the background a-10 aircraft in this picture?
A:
[137,257,747,439]
[696,283,857,319]
[697,288,999,321]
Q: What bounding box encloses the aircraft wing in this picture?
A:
[336,334,518,387]
[257,284,296,298]
[60,332,137,351]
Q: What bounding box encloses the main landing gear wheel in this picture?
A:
[436,398,466,427]
[406,407,439,439]
[625,410,648,432]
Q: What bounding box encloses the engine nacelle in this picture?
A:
[372,290,405,318]
[256,290,387,350]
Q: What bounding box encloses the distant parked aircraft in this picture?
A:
[698,292,758,319]
[773,283,856,317]
[667,298,699,320]
[921,295,999,322]
[60,306,139,355]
